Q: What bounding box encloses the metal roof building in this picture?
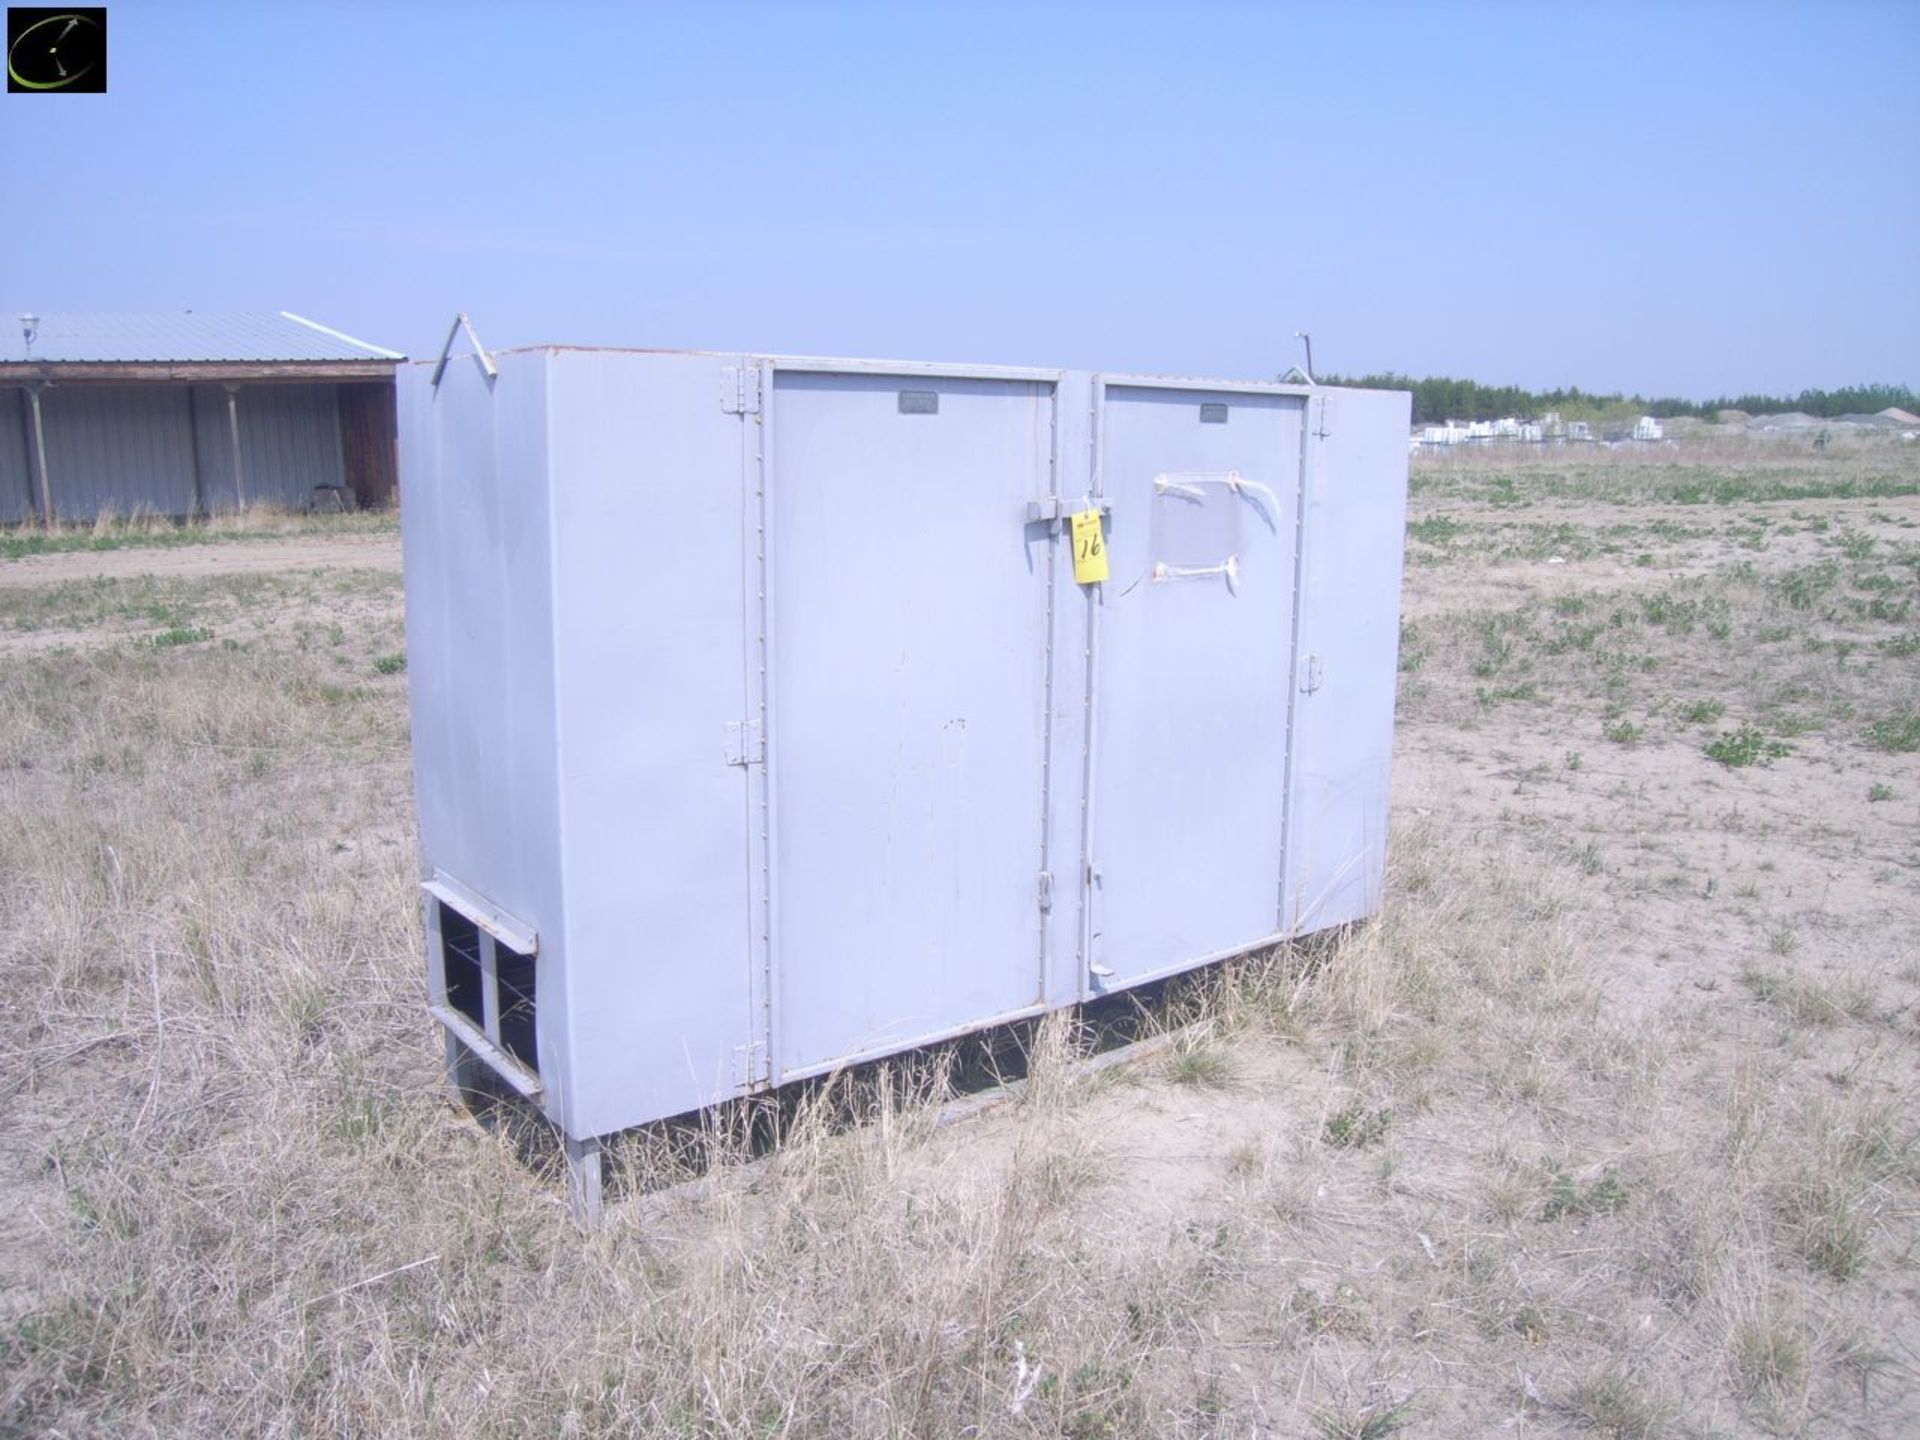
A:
[1,311,405,524]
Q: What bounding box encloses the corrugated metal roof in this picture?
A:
[1,311,404,364]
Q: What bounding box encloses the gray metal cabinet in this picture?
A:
[398,347,1409,1212]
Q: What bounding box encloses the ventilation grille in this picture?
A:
[442,907,485,1029]
[435,899,538,1077]
[496,942,538,1071]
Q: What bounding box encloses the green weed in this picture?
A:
[1407,515,1463,547]
[1775,562,1841,610]
[1706,725,1789,768]
[1676,698,1726,726]
[1865,711,1920,754]
[1779,1176,1870,1281]
[146,626,213,649]
[1567,1368,1664,1438]
[1540,1164,1629,1221]
[1314,1398,1414,1440]
[1323,1104,1391,1150]
[1740,966,1872,1026]
[1733,1318,1807,1402]
[1476,683,1539,708]
[1165,1040,1238,1089]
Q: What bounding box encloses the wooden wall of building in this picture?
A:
[337,382,399,510]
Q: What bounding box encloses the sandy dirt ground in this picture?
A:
[0,533,401,589]
[1400,495,1920,620]
[0,534,404,659]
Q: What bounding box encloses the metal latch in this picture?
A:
[720,366,761,415]
[1300,655,1324,694]
[724,719,765,766]
[1025,495,1114,533]
[1036,870,1054,912]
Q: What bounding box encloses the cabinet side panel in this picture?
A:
[1286,388,1411,934]
[398,353,568,1114]
[546,352,753,1139]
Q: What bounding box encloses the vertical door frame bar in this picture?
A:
[1078,377,1110,996]
[1032,378,1061,1001]
[742,359,776,1089]
[756,358,780,1086]
[1276,391,1320,928]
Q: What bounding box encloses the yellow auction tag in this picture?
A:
[1070,508,1109,584]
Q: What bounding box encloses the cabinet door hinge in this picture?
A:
[721,365,761,415]
[733,1038,769,1087]
[1036,870,1054,912]
[725,719,766,766]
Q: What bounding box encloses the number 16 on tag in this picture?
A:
[1070,508,1109,585]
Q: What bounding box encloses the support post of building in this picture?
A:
[184,386,206,519]
[564,1133,603,1228]
[224,384,245,512]
[25,383,53,528]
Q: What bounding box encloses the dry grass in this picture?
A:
[0,503,396,561]
[1,447,1917,1436]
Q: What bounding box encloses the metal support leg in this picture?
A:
[444,1030,483,1105]
[565,1134,603,1228]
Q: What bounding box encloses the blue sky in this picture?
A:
[3,0,1915,397]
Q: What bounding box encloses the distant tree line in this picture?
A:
[1317,374,1919,427]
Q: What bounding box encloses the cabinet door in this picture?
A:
[1087,385,1305,988]
[768,372,1056,1076]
